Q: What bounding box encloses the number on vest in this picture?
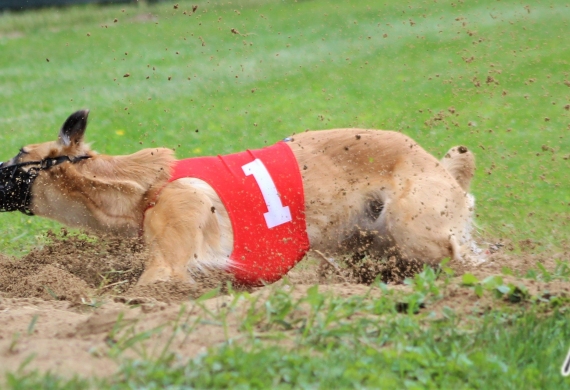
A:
[242,159,292,229]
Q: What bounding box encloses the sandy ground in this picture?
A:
[0,232,568,379]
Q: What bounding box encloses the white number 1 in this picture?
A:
[242,159,292,229]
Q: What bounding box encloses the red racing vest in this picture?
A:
[168,141,309,286]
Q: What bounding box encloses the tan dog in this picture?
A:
[1,110,483,285]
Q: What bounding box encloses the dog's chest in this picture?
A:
[170,142,309,286]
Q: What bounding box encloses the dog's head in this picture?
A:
[0,110,93,214]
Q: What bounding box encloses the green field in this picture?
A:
[1,0,570,388]
[1,0,568,254]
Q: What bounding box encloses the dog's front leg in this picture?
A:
[138,180,231,285]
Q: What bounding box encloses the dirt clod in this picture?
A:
[318,253,424,285]
[0,231,147,301]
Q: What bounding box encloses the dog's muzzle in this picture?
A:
[0,155,91,215]
[0,162,39,215]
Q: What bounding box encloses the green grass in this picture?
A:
[0,0,568,254]
[112,310,570,389]
[114,273,569,389]
[5,268,570,389]
[1,0,570,388]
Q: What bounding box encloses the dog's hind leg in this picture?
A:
[138,179,233,285]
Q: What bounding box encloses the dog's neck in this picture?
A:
[30,148,174,236]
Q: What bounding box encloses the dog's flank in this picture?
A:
[1,110,484,286]
[287,130,481,265]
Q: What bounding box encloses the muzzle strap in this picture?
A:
[0,154,91,215]
[40,155,90,169]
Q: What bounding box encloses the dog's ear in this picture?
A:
[58,109,89,146]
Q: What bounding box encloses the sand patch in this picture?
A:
[0,232,568,379]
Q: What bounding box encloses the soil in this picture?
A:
[0,231,568,379]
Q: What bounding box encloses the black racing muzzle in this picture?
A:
[0,155,90,215]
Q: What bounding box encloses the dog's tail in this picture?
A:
[440,146,475,192]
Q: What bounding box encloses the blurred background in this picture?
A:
[0,0,568,255]
[0,0,131,11]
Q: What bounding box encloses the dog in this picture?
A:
[0,110,483,286]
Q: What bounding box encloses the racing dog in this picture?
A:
[0,110,483,286]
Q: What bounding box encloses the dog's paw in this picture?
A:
[137,266,173,285]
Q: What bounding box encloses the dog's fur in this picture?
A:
[4,110,483,285]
